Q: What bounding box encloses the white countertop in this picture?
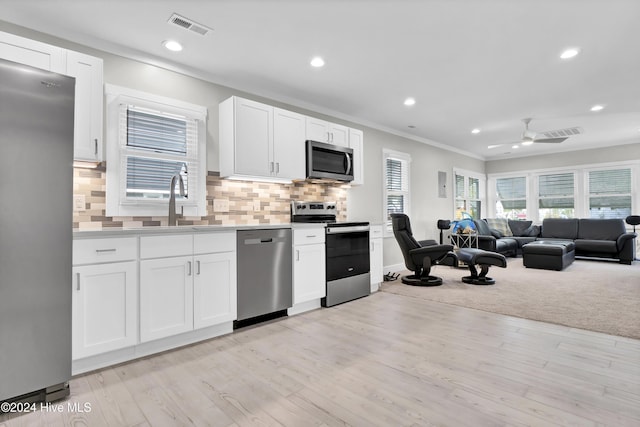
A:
[73,222,325,239]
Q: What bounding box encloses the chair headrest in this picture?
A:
[391,213,413,235]
[626,215,640,226]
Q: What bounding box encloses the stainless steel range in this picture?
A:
[291,201,370,307]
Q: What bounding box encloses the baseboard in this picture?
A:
[383,263,405,273]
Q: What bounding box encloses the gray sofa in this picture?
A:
[474,217,636,264]
[539,218,636,264]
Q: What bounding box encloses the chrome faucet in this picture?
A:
[168,173,186,226]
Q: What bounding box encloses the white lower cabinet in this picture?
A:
[290,228,325,314]
[139,232,237,342]
[370,225,384,291]
[193,251,237,329]
[72,261,137,359]
[140,256,194,342]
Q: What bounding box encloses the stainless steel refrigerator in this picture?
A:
[0,58,74,403]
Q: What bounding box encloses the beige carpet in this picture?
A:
[381,258,640,339]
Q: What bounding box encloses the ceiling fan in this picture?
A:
[488,118,583,149]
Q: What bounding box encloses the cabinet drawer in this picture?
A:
[140,234,193,259]
[369,225,383,239]
[73,237,137,265]
[194,232,236,254]
[293,228,325,245]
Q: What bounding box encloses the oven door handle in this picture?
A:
[326,225,370,234]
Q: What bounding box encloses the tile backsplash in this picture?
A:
[73,164,348,230]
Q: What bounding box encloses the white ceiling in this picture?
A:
[2,0,639,160]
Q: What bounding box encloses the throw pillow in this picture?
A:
[486,218,512,236]
[508,220,533,237]
[490,229,504,238]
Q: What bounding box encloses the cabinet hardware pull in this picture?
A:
[270,162,274,173]
[187,261,192,276]
[95,248,116,253]
[275,162,280,174]
[296,250,300,261]
[94,138,98,155]
[196,260,201,275]
[76,272,80,291]
[306,235,316,238]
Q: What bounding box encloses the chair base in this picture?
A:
[401,274,443,286]
[462,275,495,285]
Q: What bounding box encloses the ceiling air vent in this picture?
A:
[540,127,583,139]
[167,13,212,36]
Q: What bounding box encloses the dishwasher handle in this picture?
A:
[243,237,285,245]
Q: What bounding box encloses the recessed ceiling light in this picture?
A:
[471,128,481,134]
[162,40,183,52]
[590,104,604,112]
[560,47,581,59]
[310,56,325,67]
[404,97,416,106]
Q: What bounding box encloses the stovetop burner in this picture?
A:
[290,200,369,227]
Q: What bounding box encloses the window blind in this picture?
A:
[386,158,408,192]
[538,173,574,208]
[384,152,411,232]
[126,157,188,199]
[127,107,189,155]
[588,168,632,219]
[496,177,526,210]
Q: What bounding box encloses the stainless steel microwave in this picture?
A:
[306,140,354,182]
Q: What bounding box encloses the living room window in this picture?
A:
[588,167,632,219]
[537,172,575,221]
[383,149,411,235]
[495,176,527,219]
[453,169,484,219]
[105,84,207,217]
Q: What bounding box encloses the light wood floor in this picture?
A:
[2,291,639,426]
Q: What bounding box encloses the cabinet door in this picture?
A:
[66,51,104,161]
[349,128,364,185]
[329,123,349,147]
[140,256,194,342]
[306,117,330,142]
[0,30,65,73]
[72,262,137,359]
[370,238,384,291]
[293,243,326,304]
[273,107,306,180]
[193,252,237,329]
[234,98,273,177]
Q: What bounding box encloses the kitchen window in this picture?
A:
[383,149,411,235]
[105,85,207,217]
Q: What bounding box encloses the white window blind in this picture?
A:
[538,172,575,220]
[588,168,632,219]
[495,176,527,219]
[383,150,411,234]
[120,105,197,202]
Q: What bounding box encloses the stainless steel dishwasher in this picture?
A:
[236,228,292,325]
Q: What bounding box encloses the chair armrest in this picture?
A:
[418,239,438,247]
[476,235,497,252]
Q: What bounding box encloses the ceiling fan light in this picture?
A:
[521,140,534,146]
[590,104,604,112]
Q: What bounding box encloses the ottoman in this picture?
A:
[522,241,575,271]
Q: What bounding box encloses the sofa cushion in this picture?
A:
[508,220,533,237]
[575,239,618,255]
[578,219,626,241]
[486,218,512,236]
[541,218,578,239]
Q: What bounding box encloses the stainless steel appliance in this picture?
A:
[0,59,74,403]
[291,201,370,307]
[306,140,354,182]
[235,228,292,326]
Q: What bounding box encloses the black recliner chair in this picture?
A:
[391,214,457,286]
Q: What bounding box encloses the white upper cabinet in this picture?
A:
[273,107,306,180]
[219,96,305,182]
[349,128,364,185]
[0,31,104,162]
[305,117,349,146]
[66,51,104,161]
[0,30,65,73]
